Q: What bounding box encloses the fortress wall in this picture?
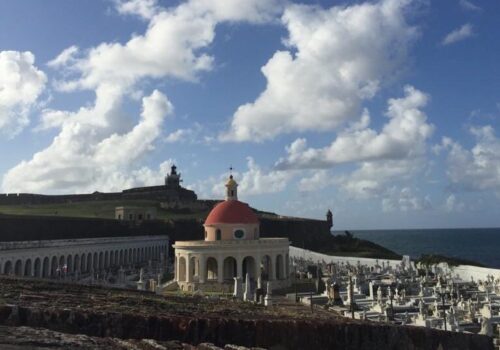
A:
[0,214,171,241]
[290,246,402,268]
[259,217,331,248]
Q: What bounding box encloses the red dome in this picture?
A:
[205,200,259,225]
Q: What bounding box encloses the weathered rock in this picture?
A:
[0,277,493,350]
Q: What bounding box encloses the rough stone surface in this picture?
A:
[0,277,493,350]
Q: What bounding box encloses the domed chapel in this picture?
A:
[173,174,290,292]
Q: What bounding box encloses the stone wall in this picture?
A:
[0,303,492,350]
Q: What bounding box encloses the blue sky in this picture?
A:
[0,0,499,230]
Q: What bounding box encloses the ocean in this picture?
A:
[333,228,500,268]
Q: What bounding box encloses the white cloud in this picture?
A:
[2,90,173,193]
[276,86,434,169]
[381,186,431,212]
[238,157,294,196]
[459,0,481,12]
[189,157,294,199]
[47,45,79,68]
[164,123,207,144]
[55,0,283,92]
[114,0,160,20]
[4,0,283,194]
[440,125,500,196]
[444,194,465,213]
[0,51,47,137]
[221,0,419,142]
[298,170,333,192]
[335,158,422,199]
[442,23,474,46]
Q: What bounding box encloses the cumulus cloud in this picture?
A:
[54,0,284,92]
[2,90,172,193]
[4,0,283,193]
[442,23,474,46]
[440,125,500,196]
[114,0,160,20]
[381,186,431,212]
[298,170,333,192]
[0,51,47,137]
[221,0,419,142]
[335,158,422,199]
[276,86,434,169]
[189,157,294,199]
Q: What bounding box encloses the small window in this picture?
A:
[118,214,122,220]
[147,214,151,220]
[129,214,133,220]
[205,230,207,239]
[234,229,245,239]
[254,228,258,239]
[230,190,234,196]
[216,229,222,240]
[138,214,143,220]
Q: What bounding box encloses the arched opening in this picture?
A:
[206,257,218,281]
[276,255,284,280]
[24,259,32,277]
[132,249,137,263]
[98,252,104,270]
[51,256,58,276]
[216,229,221,241]
[93,253,98,271]
[67,254,73,273]
[190,256,199,281]
[261,255,273,280]
[242,256,256,280]
[42,257,49,278]
[4,261,12,275]
[223,257,237,281]
[59,256,65,272]
[34,258,41,277]
[104,251,109,268]
[14,260,23,276]
[178,257,186,282]
[119,250,124,265]
[110,251,114,266]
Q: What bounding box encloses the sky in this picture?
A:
[0,0,499,230]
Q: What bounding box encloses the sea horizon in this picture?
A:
[333,227,500,269]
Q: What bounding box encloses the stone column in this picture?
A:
[217,256,224,283]
[237,256,243,279]
[199,255,206,283]
[270,255,276,281]
[186,254,192,283]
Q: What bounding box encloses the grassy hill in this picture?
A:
[0,200,211,221]
[0,200,401,260]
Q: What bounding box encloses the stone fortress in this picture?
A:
[0,165,197,206]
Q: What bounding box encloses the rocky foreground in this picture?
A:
[0,277,493,350]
